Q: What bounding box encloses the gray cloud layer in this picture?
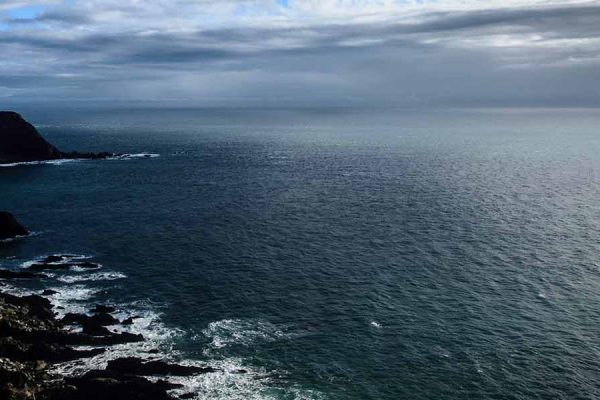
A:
[1,1,599,107]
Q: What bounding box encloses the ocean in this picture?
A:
[1,107,600,399]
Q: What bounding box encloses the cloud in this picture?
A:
[0,0,599,106]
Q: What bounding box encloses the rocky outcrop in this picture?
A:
[0,285,212,400]
[0,111,116,163]
[0,212,29,241]
[0,112,61,163]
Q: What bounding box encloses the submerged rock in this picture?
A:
[91,304,116,314]
[0,212,29,241]
[0,269,40,280]
[0,111,117,163]
[26,260,100,272]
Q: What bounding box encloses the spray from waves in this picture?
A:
[201,319,300,351]
[0,153,159,168]
[0,231,40,243]
[2,254,323,399]
[55,271,127,283]
[0,159,80,168]
[109,153,161,160]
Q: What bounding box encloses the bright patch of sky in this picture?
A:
[8,5,44,19]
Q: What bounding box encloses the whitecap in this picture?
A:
[0,159,80,168]
[370,321,382,329]
[20,254,95,269]
[109,153,160,160]
[56,271,126,283]
[201,319,297,350]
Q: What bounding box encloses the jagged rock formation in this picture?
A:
[0,288,215,400]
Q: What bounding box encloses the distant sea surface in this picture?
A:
[2,107,600,399]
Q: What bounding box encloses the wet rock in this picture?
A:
[0,269,40,280]
[91,304,116,313]
[0,212,29,241]
[0,292,54,320]
[42,289,58,296]
[0,358,33,388]
[62,312,119,327]
[0,339,105,363]
[26,261,100,272]
[107,357,218,376]
[42,255,65,263]
[121,316,139,325]
[63,369,177,400]
[26,263,70,272]
[1,323,143,346]
[82,324,113,337]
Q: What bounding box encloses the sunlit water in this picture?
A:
[1,107,600,399]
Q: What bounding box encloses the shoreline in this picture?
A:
[0,255,217,400]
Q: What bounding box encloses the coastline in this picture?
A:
[0,253,215,400]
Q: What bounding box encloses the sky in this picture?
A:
[0,0,599,107]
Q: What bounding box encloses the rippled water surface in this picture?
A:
[1,107,600,399]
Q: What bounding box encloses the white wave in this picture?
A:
[3,256,320,399]
[54,306,185,377]
[0,153,158,168]
[20,254,94,269]
[109,153,160,160]
[201,319,297,351]
[0,159,80,168]
[370,321,382,329]
[162,358,274,400]
[56,271,126,283]
[43,285,97,316]
[0,234,30,243]
[153,357,325,400]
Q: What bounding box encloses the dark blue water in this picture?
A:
[2,107,600,399]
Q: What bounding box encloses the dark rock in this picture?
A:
[0,111,61,163]
[26,263,70,272]
[20,342,105,362]
[90,312,120,326]
[63,370,176,400]
[0,292,54,320]
[62,312,119,327]
[61,312,122,337]
[107,357,218,376]
[42,289,58,296]
[121,316,138,325]
[26,260,100,271]
[0,269,40,280]
[67,261,100,269]
[180,393,195,399]
[91,304,116,313]
[0,212,29,240]
[0,111,117,163]
[42,255,65,263]
[82,323,113,337]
